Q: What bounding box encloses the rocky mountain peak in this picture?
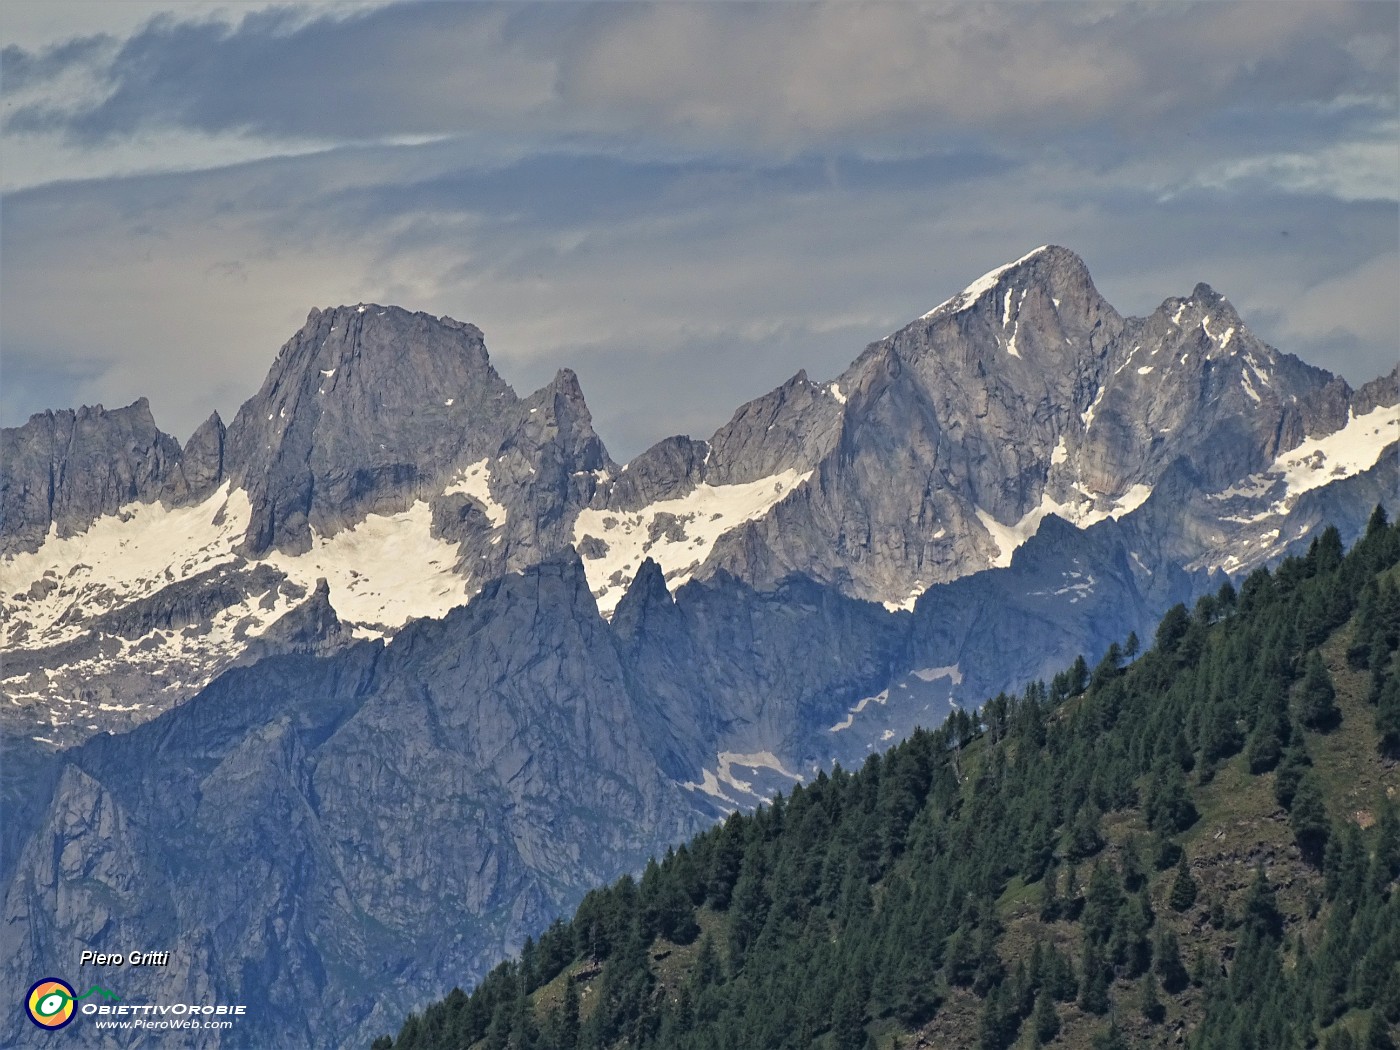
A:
[0,397,182,556]
[242,303,508,421]
[525,368,612,473]
[162,410,227,503]
[913,245,1117,358]
[610,557,675,634]
[221,305,522,554]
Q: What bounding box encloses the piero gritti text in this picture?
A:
[80,950,171,967]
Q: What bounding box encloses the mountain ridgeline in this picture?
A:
[3,246,1397,750]
[2,247,1397,1049]
[378,511,1400,1050]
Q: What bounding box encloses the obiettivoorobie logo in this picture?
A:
[25,978,119,1030]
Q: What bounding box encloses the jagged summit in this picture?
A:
[221,304,520,554]
[0,397,181,556]
[919,244,1082,320]
[3,247,1396,749]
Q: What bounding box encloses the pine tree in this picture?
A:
[556,979,580,1048]
[1045,942,1078,1002]
[1169,852,1198,912]
[1246,702,1286,773]
[977,983,1017,1050]
[1291,772,1332,864]
[1139,971,1165,1024]
[1146,762,1196,834]
[1298,652,1341,731]
[1156,604,1191,654]
[1079,945,1111,1015]
[1155,929,1189,993]
[1039,862,1062,922]
[1031,990,1060,1044]
[829,982,867,1050]
[1066,805,1106,861]
[1120,835,1147,892]
[1068,654,1090,695]
[1242,868,1283,942]
[1377,674,1400,757]
[1151,831,1182,871]
[1275,737,1312,809]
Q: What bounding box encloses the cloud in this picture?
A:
[1,2,1395,457]
[4,127,1394,456]
[1171,121,1400,203]
[1267,251,1400,381]
[5,1,1394,159]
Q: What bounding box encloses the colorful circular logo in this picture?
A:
[26,978,77,1029]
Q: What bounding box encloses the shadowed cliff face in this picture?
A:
[2,554,684,1048]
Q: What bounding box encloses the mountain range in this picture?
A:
[1,246,1395,1046]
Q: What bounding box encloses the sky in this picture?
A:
[2,1,1397,460]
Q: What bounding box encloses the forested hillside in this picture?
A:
[376,509,1400,1050]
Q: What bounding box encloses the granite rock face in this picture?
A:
[223,305,510,555]
[657,248,1378,605]
[0,399,181,556]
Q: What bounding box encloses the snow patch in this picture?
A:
[828,382,848,405]
[830,689,890,732]
[682,750,802,803]
[912,665,963,685]
[0,483,253,649]
[1212,404,1400,511]
[1006,321,1022,358]
[882,586,925,613]
[681,768,739,805]
[572,468,811,617]
[1082,385,1107,431]
[267,500,471,631]
[975,483,1154,567]
[443,459,508,528]
[920,246,1050,320]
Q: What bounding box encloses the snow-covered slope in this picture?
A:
[573,468,811,615]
